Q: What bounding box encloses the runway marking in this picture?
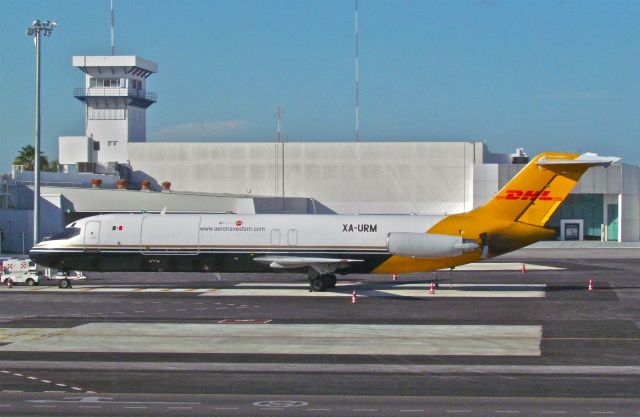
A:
[9,362,640,375]
[0,323,542,356]
[1,283,547,298]
[218,319,272,324]
[203,284,547,298]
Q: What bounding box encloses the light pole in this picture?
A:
[26,20,56,246]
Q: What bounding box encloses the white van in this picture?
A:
[1,258,40,286]
[1,271,40,286]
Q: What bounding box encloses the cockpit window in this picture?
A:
[50,227,81,240]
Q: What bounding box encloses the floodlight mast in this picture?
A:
[26,19,57,246]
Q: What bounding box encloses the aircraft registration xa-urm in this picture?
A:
[30,152,619,291]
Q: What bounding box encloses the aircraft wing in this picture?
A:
[253,256,364,274]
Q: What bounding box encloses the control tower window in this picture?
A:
[90,78,124,88]
[129,79,142,90]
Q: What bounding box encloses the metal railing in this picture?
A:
[74,88,157,102]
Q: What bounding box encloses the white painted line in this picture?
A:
[400,410,424,413]
[202,287,545,298]
[236,282,360,287]
[394,283,546,288]
[41,379,51,383]
[13,373,22,376]
[124,406,147,409]
[3,390,23,392]
[447,411,471,414]
[71,386,83,391]
[27,376,37,380]
[308,409,331,411]
[0,370,9,373]
[55,383,66,387]
[215,407,239,410]
[44,390,66,393]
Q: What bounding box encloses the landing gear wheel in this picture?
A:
[310,276,328,292]
[58,278,71,289]
[327,274,337,288]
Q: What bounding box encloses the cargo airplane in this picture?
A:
[30,152,619,291]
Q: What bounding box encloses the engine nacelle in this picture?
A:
[387,232,480,258]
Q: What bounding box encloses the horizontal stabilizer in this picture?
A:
[537,153,620,167]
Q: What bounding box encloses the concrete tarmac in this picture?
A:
[0,248,639,416]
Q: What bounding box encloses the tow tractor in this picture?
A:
[48,270,87,289]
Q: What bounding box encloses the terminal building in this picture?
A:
[1,54,639,253]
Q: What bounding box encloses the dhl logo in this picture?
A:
[495,190,562,201]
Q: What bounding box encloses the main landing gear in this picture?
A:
[309,273,337,292]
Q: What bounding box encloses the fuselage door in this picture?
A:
[84,221,101,251]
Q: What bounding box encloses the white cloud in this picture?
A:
[151,120,253,141]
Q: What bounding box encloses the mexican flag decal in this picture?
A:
[112,225,124,231]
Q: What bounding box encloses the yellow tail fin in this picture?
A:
[428,152,619,255]
[472,152,619,227]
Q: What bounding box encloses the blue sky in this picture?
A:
[1,0,638,170]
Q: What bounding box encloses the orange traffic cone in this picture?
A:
[352,289,357,303]
[429,282,436,295]
[521,263,527,273]
[392,274,397,282]
[588,279,593,291]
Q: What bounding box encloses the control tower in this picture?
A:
[59,55,157,174]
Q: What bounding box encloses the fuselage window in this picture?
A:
[51,227,81,240]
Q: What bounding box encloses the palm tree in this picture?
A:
[13,145,49,171]
[44,159,59,172]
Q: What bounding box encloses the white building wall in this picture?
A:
[87,120,129,163]
[621,165,640,242]
[128,141,482,215]
[127,107,146,142]
[59,136,92,164]
[472,164,499,208]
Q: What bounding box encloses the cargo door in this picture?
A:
[141,214,200,255]
[84,221,101,251]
